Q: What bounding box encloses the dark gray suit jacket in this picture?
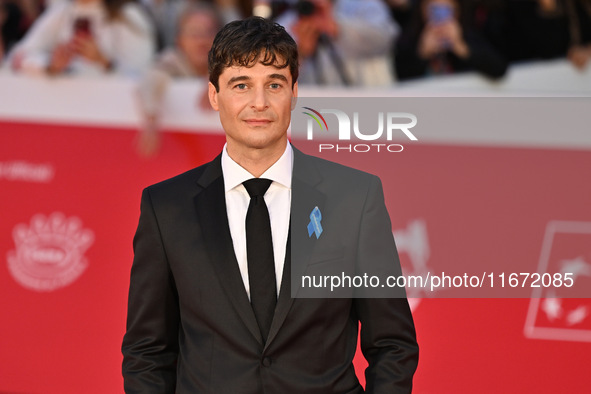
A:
[122,148,418,393]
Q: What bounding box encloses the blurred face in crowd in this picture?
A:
[178,11,219,76]
[208,57,297,157]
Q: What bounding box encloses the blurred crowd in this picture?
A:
[1,0,590,155]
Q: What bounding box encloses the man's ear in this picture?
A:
[291,81,298,110]
[208,82,219,111]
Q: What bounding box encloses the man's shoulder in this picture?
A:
[294,148,380,185]
[144,155,219,197]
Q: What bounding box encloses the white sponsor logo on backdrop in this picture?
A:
[524,221,591,342]
[0,161,54,183]
[7,213,94,291]
[394,219,431,312]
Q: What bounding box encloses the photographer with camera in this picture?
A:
[274,0,399,86]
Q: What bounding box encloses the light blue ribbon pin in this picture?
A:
[307,206,323,239]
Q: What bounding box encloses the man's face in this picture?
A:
[208,59,297,157]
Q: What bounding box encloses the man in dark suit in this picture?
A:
[122,16,418,393]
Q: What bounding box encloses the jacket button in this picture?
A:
[262,357,272,367]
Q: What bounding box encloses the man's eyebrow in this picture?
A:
[227,75,251,86]
[268,73,288,82]
[226,73,288,86]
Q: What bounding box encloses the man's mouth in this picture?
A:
[244,119,272,126]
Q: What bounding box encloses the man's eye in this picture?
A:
[235,83,247,90]
[270,83,281,89]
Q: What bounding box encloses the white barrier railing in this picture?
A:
[1,59,590,149]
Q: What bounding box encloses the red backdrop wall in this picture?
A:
[1,120,590,393]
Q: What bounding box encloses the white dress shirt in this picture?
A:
[221,142,293,299]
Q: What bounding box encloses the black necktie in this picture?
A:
[243,178,276,342]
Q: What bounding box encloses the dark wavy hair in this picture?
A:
[208,16,299,91]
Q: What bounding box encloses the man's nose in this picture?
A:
[251,87,269,111]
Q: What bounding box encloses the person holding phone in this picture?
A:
[394,0,507,81]
[9,0,154,76]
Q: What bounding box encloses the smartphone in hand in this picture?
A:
[73,17,91,37]
[428,3,453,25]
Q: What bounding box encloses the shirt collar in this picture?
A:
[221,142,293,192]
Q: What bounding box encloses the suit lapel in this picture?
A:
[290,148,327,297]
[265,148,326,349]
[194,156,263,346]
